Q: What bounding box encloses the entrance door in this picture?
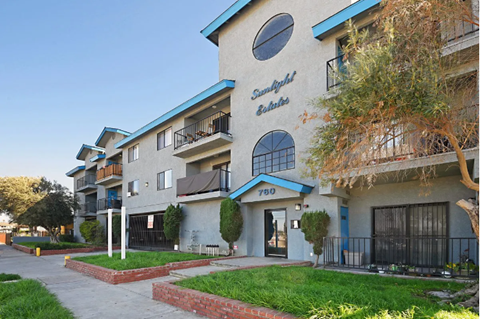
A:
[265,210,287,258]
[340,207,349,263]
[107,190,117,209]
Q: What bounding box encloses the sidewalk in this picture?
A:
[0,244,201,319]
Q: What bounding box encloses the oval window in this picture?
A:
[253,13,294,61]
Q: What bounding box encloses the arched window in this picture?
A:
[252,131,295,175]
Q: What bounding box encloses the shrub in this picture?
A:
[301,210,330,267]
[79,220,105,245]
[219,198,243,254]
[58,234,75,243]
[112,215,121,243]
[164,204,183,245]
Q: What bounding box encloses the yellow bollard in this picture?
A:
[64,256,71,267]
[36,247,41,257]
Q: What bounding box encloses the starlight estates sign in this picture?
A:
[251,71,296,116]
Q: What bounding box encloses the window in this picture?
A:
[157,169,172,190]
[252,130,294,175]
[128,180,139,196]
[253,13,294,61]
[128,144,139,163]
[157,127,172,150]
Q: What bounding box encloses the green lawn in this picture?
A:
[73,251,217,270]
[0,273,21,282]
[176,266,477,319]
[0,279,73,319]
[20,242,92,250]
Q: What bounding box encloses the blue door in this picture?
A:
[107,190,117,208]
[340,207,349,264]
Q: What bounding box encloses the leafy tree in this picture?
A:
[219,198,243,255]
[0,177,44,219]
[163,204,183,245]
[16,178,78,243]
[79,220,104,245]
[301,210,330,268]
[304,0,479,238]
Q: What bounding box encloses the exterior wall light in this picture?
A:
[295,204,302,211]
[145,182,149,187]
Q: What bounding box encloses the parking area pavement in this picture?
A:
[0,244,201,319]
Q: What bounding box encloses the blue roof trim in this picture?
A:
[312,0,381,40]
[201,0,253,45]
[90,154,106,162]
[95,127,131,147]
[76,144,105,160]
[65,166,85,177]
[229,174,314,200]
[115,79,235,149]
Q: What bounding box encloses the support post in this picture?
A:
[121,206,126,260]
[108,208,113,258]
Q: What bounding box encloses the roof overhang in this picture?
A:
[312,0,381,41]
[229,174,314,201]
[66,166,85,177]
[95,127,131,147]
[90,154,106,163]
[76,144,105,160]
[201,0,254,45]
[115,79,235,149]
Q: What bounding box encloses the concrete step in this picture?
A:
[169,265,229,279]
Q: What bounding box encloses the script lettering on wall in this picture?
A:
[251,71,296,116]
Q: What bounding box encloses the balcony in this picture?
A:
[96,164,123,186]
[77,202,97,217]
[173,111,232,158]
[77,175,97,192]
[323,236,479,278]
[97,197,122,212]
[176,169,231,203]
[326,54,346,92]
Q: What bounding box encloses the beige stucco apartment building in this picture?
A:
[67,0,479,271]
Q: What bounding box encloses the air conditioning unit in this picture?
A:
[127,192,131,197]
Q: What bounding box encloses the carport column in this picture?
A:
[121,206,126,260]
[108,208,113,257]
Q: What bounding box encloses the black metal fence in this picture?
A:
[323,236,479,277]
[129,213,173,250]
[77,175,96,189]
[174,111,231,149]
[326,54,345,91]
[78,202,97,216]
[97,197,122,211]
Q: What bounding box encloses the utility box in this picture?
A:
[343,250,364,266]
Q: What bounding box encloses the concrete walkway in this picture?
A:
[0,244,201,319]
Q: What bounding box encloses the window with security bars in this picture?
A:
[252,130,295,175]
[128,144,139,163]
[157,170,172,190]
[373,202,448,266]
[157,127,172,150]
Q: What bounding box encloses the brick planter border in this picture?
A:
[153,281,298,319]
[12,243,120,256]
[66,255,246,285]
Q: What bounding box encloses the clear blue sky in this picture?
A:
[0,0,235,190]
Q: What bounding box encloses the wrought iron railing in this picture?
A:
[326,54,346,91]
[77,175,96,189]
[96,163,122,181]
[177,169,231,197]
[323,237,479,277]
[446,20,479,43]
[78,202,97,216]
[97,197,122,211]
[128,213,173,250]
[174,111,231,149]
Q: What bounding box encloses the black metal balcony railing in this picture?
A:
[174,111,231,149]
[446,20,479,43]
[77,175,96,190]
[177,169,231,197]
[326,54,346,91]
[97,197,122,211]
[78,202,97,216]
[323,237,479,278]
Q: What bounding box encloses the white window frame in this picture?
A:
[157,127,172,150]
[157,169,172,190]
[128,144,139,163]
[128,180,139,196]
